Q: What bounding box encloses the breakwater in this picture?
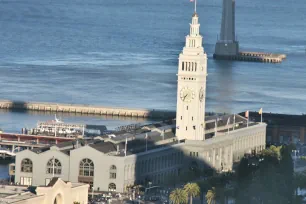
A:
[0,100,176,119]
[213,51,286,63]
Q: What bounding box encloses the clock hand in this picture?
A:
[183,94,188,100]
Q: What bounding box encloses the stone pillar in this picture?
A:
[300,127,305,144]
[212,149,216,167]
[17,137,20,142]
[219,148,222,170]
[272,126,279,143]
[230,145,233,170]
[36,138,39,144]
[214,0,239,56]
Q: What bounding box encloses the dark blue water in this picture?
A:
[0,0,306,132]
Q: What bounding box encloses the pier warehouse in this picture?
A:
[14,12,266,193]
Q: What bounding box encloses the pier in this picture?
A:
[0,100,176,119]
[214,0,286,63]
[213,51,286,63]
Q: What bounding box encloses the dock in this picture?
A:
[0,100,176,119]
[213,51,286,63]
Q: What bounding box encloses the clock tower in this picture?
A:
[176,12,207,141]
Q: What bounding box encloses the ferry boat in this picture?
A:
[22,115,107,138]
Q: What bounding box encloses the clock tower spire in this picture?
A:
[176,12,207,141]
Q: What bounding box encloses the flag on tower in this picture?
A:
[245,110,249,127]
[190,0,197,13]
[245,110,249,118]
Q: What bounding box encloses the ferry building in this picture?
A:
[14,12,266,193]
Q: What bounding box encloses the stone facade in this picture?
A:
[0,178,89,204]
[176,13,207,141]
[14,122,266,193]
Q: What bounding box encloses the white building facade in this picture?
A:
[176,13,207,141]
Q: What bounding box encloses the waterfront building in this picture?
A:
[0,177,89,204]
[246,112,306,145]
[13,12,266,193]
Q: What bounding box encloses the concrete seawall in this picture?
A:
[0,100,176,119]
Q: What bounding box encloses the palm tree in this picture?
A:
[169,188,188,204]
[206,187,217,204]
[184,183,200,204]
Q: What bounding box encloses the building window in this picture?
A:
[182,62,184,71]
[196,152,199,157]
[181,116,182,120]
[46,158,62,175]
[109,183,116,192]
[110,165,117,179]
[186,126,187,131]
[79,158,94,177]
[192,117,193,121]
[20,177,32,186]
[187,106,188,110]
[21,158,33,173]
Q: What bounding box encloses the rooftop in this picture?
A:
[243,111,306,126]
[27,115,260,157]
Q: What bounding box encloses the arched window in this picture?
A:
[21,158,33,173]
[46,158,62,175]
[110,165,117,179]
[109,183,116,192]
[79,158,94,177]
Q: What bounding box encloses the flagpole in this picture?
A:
[145,133,148,152]
[227,117,230,134]
[215,120,217,137]
[233,114,236,130]
[125,137,127,157]
[247,117,249,127]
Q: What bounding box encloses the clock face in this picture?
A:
[199,87,204,102]
[180,87,195,103]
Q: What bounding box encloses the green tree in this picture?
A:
[169,188,188,204]
[205,187,217,204]
[184,183,200,204]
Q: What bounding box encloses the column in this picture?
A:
[212,149,216,167]
[219,148,222,170]
[230,145,233,170]
[300,127,305,144]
